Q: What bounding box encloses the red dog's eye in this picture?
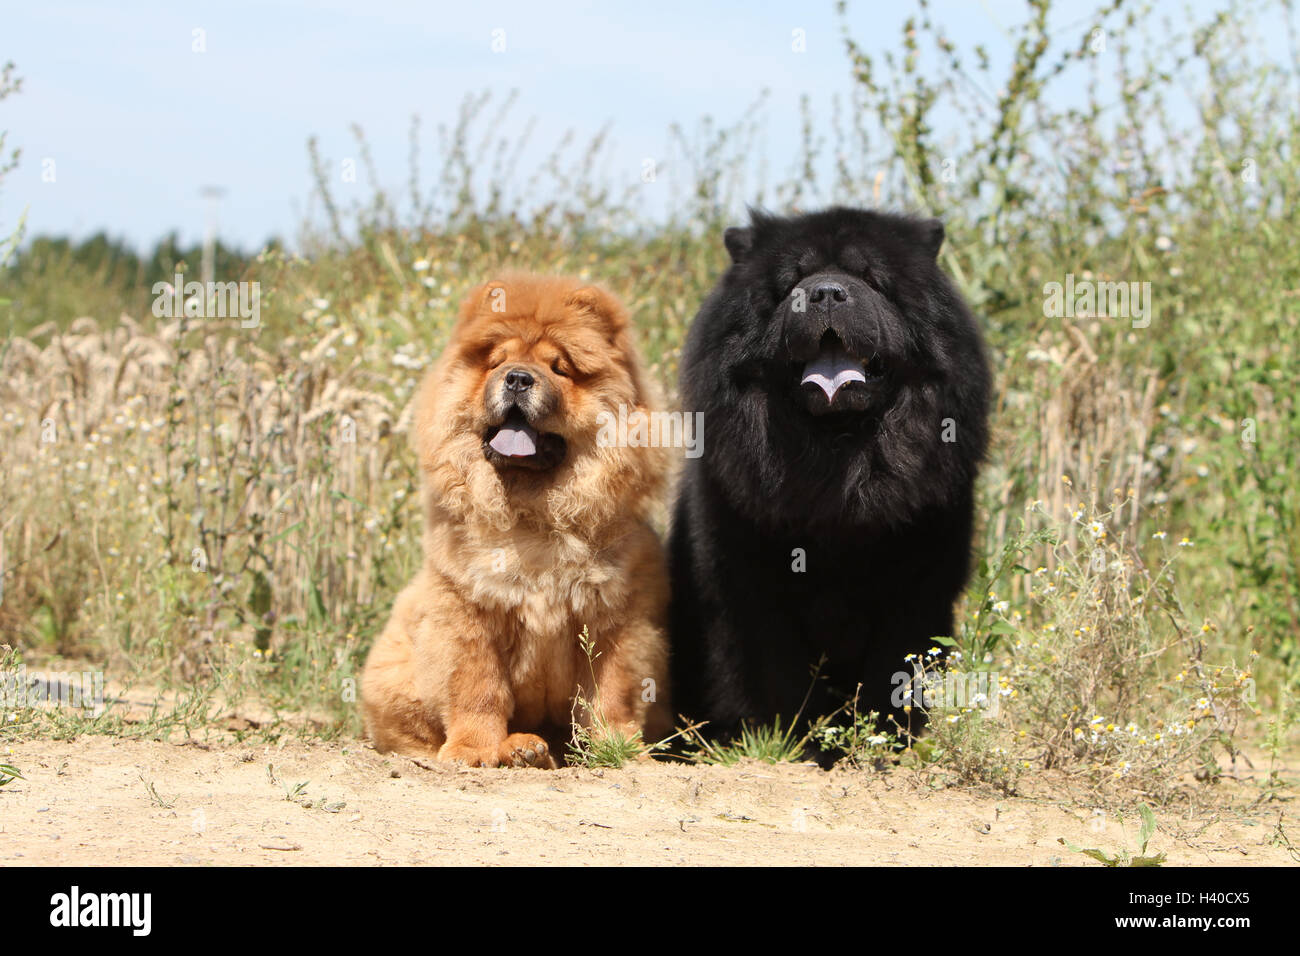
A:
[551,358,570,378]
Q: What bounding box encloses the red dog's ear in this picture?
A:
[563,285,629,334]
[460,280,509,322]
[563,283,655,407]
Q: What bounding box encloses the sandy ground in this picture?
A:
[1,736,1291,866]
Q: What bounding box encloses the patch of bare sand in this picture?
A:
[0,738,1289,866]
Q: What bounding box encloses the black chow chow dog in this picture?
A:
[668,206,991,745]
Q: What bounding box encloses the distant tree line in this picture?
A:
[5,231,278,289]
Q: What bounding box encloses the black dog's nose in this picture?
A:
[809,280,850,304]
[504,368,534,392]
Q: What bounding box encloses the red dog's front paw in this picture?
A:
[499,733,556,769]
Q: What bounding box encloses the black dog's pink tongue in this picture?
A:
[801,344,866,401]
[489,421,538,457]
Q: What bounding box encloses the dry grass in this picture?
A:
[0,312,419,726]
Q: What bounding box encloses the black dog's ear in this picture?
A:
[920,217,945,258]
[723,226,754,263]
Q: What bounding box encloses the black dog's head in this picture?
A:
[776,268,897,418]
[681,207,991,535]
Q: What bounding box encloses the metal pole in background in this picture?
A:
[199,185,225,299]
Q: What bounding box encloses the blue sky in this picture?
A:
[0,0,1280,251]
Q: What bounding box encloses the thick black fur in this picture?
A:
[668,207,991,745]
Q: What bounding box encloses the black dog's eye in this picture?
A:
[865,354,885,377]
[796,250,821,275]
[839,247,868,275]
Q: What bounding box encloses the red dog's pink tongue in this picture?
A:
[489,424,538,457]
[802,345,866,401]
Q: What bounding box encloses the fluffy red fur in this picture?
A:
[361,275,671,767]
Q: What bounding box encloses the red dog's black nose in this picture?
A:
[504,368,534,392]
